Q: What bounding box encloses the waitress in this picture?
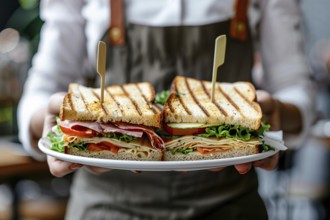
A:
[18,0,315,219]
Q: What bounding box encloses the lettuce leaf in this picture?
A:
[197,123,271,141]
[48,131,65,153]
[102,133,136,142]
[48,124,137,153]
[69,141,88,151]
[154,90,170,105]
[259,142,275,152]
[173,147,196,155]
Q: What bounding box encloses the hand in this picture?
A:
[256,90,281,131]
[234,152,279,174]
[43,93,113,177]
[208,152,279,174]
[47,155,113,177]
[256,90,302,134]
[42,92,66,137]
[209,91,282,174]
[43,92,80,177]
[47,155,82,177]
[230,91,281,174]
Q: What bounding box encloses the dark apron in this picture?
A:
[65,21,266,220]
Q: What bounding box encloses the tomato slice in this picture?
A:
[87,143,107,151]
[60,125,96,138]
[196,147,229,154]
[87,142,120,154]
[164,124,205,136]
[99,142,120,154]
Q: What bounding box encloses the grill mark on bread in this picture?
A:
[234,86,258,112]
[173,81,192,115]
[78,86,91,113]
[120,85,143,116]
[105,88,124,115]
[135,83,159,114]
[185,78,209,117]
[217,85,242,115]
[67,95,75,116]
[167,95,176,113]
[92,90,109,115]
[201,81,228,117]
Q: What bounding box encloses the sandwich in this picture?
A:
[161,76,271,161]
[48,82,165,161]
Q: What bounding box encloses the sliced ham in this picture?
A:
[58,120,103,133]
[99,123,143,138]
[114,122,165,150]
[58,120,164,150]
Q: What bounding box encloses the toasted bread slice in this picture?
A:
[66,147,163,161]
[60,83,163,128]
[164,76,262,130]
[164,145,259,161]
[164,135,260,161]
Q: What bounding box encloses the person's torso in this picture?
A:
[81,0,261,82]
[66,1,266,219]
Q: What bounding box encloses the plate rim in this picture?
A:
[38,137,279,171]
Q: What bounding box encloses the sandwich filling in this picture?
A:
[48,119,164,157]
[159,76,273,158]
[162,123,272,155]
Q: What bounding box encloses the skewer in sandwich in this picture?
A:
[162,76,271,161]
[48,82,165,161]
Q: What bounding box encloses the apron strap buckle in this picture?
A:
[230,0,249,41]
[109,0,125,45]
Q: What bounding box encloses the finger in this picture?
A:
[234,163,252,174]
[47,156,82,177]
[48,92,66,115]
[42,113,57,137]
[131,170,142,174]
[256,90,281,130]
[253,153,279,171]
[209,167,225,172]
[42,92,67,137]
[85,166,113,175]
[266,111,281,131]
[256,90,276,114]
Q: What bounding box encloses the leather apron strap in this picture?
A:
[101,0,253,91]
[109,0,125,45]
[109,0,250,44]
[230,0,249,41]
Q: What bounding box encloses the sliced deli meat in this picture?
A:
[58,120,164,150]
[114,122,165,150]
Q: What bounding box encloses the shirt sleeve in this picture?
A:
[18,0,86,160]
[259,0,317,149]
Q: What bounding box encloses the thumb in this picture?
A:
[42,92,66,137]
[42,113,57,138]
[47,156,82,177]
[256,90,277,114]
[48,92,66,115]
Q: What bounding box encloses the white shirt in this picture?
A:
[18,0,316,160]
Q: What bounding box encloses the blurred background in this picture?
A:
[0,0,329,219]
[256,1,330,219]
[0,0,70,219]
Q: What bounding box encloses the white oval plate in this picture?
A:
[38,137,278,172]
